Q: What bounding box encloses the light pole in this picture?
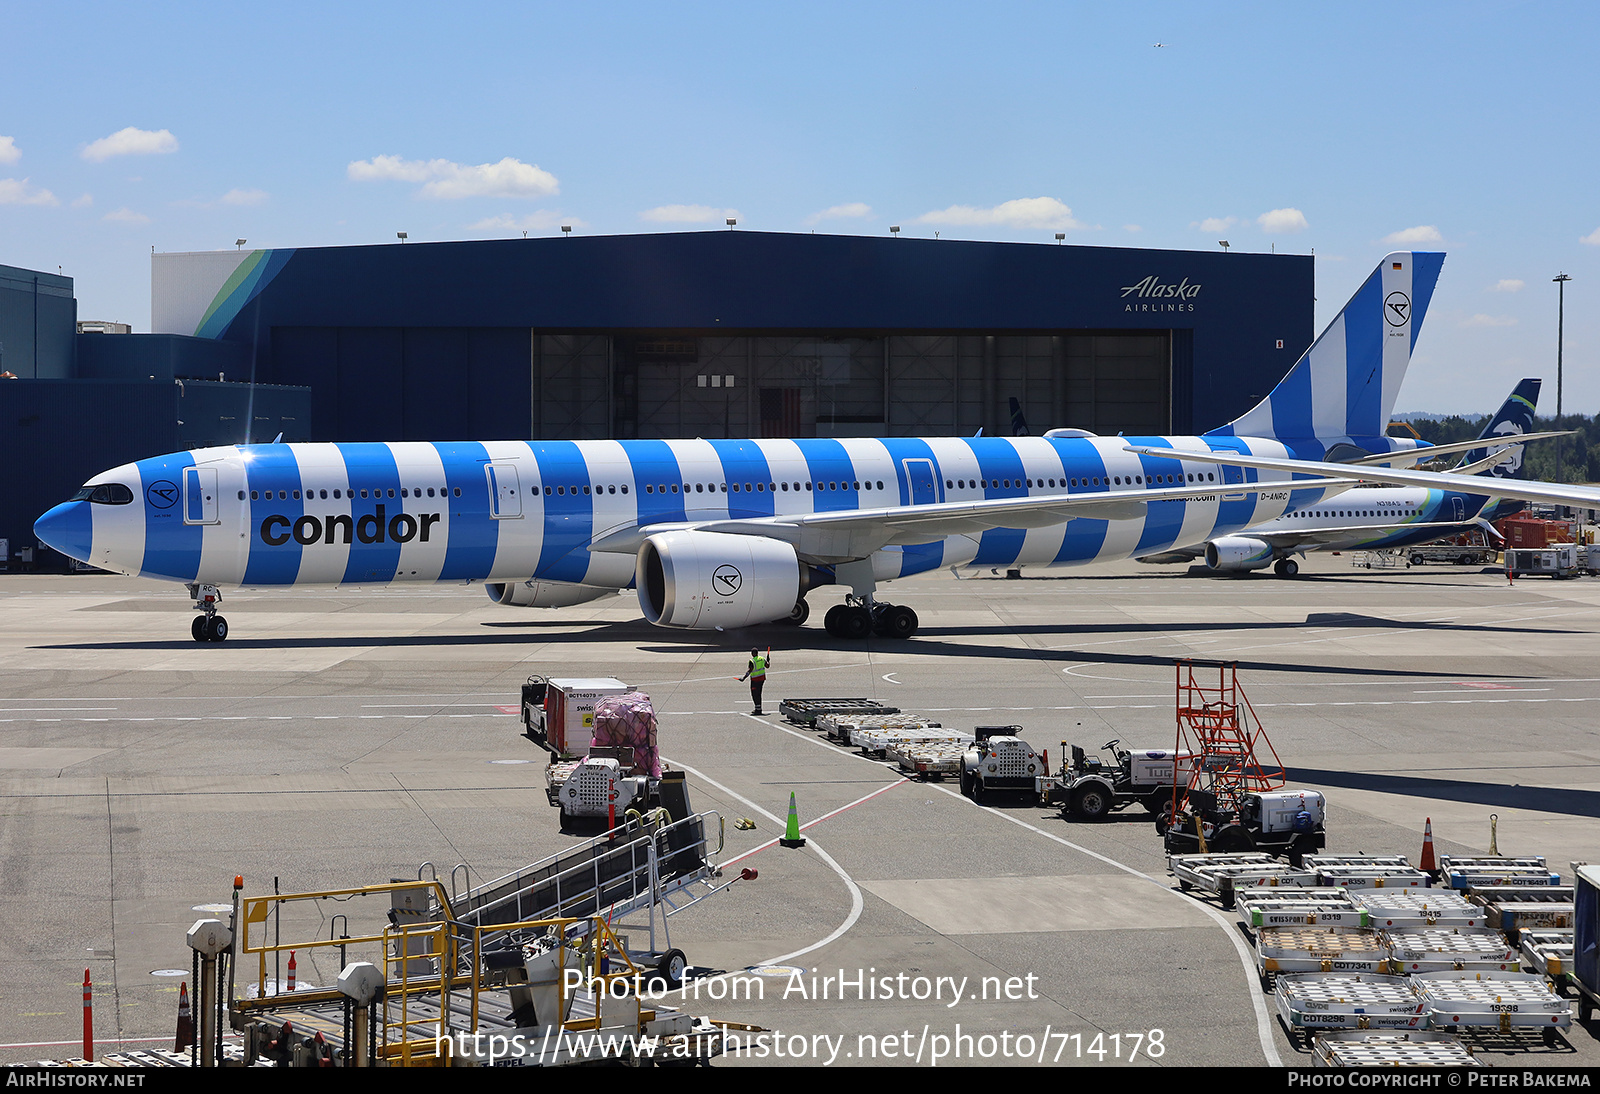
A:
[1555,273,1571,482]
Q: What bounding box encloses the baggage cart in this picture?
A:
[1305,852,1430,890]
[1310,1030,1478,1067]
[1470,885,1575,939]
[1351,890,1485,930]
[889,740,971,779]
[1169,852,1317,910]
[1256,927,1389,987]
[1414,970,1571,1044]
[779,698,900,727]
[1438,854,1561,890]
[853,724,965,758]
[1236,888,1367,928]
[1519,929,1575,992]
[1274,973,1425,1044]
[816,714,934,746]
[1380,927,1521,974]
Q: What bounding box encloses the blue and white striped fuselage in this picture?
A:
[48,434,1357,591]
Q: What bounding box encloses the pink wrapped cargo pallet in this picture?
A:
[592,691,661,778]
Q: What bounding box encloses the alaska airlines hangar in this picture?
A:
[150,231,1312,444]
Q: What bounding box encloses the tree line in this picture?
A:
[1405,413,1598,484]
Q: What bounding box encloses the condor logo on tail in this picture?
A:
[259,505,441,546]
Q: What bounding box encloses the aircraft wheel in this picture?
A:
[783,598,810,626]
[205,616,229,642]
[823,605,846,637]
[191,615,207,642]
[838,606,871,640]
[885,605,918,639]
[1279,559,1299,577]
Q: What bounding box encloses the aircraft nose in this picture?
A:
[34,500,94,563]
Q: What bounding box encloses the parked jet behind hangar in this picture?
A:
[40,250,1590,643]
[1137,378,1557,576]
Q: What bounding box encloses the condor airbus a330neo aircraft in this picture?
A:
[35,251,1597,643]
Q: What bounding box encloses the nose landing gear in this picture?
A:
[186,583,229,642]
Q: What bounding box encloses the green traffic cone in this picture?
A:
[779,791,807,848]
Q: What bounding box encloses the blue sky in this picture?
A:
[3,1,1596,416]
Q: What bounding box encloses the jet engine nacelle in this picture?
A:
[637,530,800,629]
[487,580,617,608]
[1204,536,1275,572]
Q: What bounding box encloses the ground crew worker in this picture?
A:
[740,647,770,715]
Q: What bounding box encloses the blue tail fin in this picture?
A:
[1207,251,1445,447]
[1464,377,1540,479]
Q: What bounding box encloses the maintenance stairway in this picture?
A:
[215,802,748,1067]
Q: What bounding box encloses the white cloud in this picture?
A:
[70,193,92,208]
[1462,313,1517,328]
[347,155,558,199]
[1491,279,1524,293]
[804,202,871,225]
[82,127,178,162]
[103,206,151,224]
[1123,224,1142,233]
[915,196,1083,231]
[639,204,740,224]
[468,211,582,234]
[0,136,19,165]
[1383,225,1442,244]
[219,188,269,206]
[1582,227,1600,246]
[1194,216,1237,233]
[0,178,58,206]
[1258,207,1308,233]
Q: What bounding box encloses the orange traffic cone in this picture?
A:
[1419,817,1438,878]
[174,981,194,1051]
[287,950,297,992]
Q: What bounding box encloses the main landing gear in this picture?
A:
[186,583,229,642]
[822,595,919,640]
[1272,558,1300,577]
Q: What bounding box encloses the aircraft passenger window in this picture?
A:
[293,490,301,500]
[238,491,246,500]
[805,482,812,491]
[645,485,653,493]
[720,483,727,492]
[250,490,259,500]
[757,483,765,491]
[608,485,615,494]
[453,488,461,497]
[620,485,628,493]
[853,481,860,490]
[781,483,788,491]
[672,485,679,493]
[877,481,884,490]
[584,485,591,494]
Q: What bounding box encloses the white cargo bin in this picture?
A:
[1274,973,1425,1037]
[1414,971,1570,1041]
[1311,1030,1478,1067]
[1236,888,1366,929]
[1256,927,1389,980]
[1381,927,1520,974]
[1352,890,1484,929]
[1438,854,1561,890]
[1519,929,1575,985]
[539,678,630,756]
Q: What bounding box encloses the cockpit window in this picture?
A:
[77,483,134,504]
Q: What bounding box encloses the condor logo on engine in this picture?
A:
[259,504,442,546]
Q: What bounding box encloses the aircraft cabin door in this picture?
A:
[486,463,523,519]
[901,459,939,505]
[183,466,219,525]
[1221,464,1247,501]
[1451,496,1466,522]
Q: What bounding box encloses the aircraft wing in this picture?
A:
[1348,430,1572,468]
[1123,445,1600,510]
[588,474,1359,563]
